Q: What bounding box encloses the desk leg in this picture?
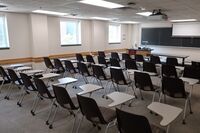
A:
[166,125,170,133]
[182,58,185,66]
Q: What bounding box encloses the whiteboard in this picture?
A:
[172,22,200,37]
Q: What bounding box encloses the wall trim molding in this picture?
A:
[0,48,127,65]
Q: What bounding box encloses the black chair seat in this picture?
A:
[150,124,166,133]
[63,97,79,109]
[99,107,116,123]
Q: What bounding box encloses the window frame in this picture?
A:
[0,15,9,49]
[60,19,81,46]
[108,23,121,44]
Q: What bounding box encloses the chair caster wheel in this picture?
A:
[97,126,101,130]
[182,120,186,125]
[17,102,22,107]
[31,110,35,116]
[93,123,96,127]
[49,125,53,129]
[4,96,9,100]
[150,111,153,114]
[26,91,30,94]
[190,111,193,114]
[46,121,49,125]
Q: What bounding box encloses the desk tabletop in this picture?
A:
[3,63,25,69]
[107,92,135,107]
[180,77,199,85]
[127,69,157,76]
[14,66,32,71]
[23,69,44,76]
[54,77,78,86]
[152,53,189,59]
[40,73,60,79]
[78,84,103,95]
[148,102,182,126]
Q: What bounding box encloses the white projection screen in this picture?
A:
[172,22,200,37]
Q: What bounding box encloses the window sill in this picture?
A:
[109,43,121,45]
[61,44,82,47]
[0,47,10,50]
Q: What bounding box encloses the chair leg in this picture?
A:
[30,94,40,116]
[130,84,137,99]
[182,99,188,124]
[46,100,56,125]
[17,86,26,107]
[139,89,144,100]
[49,104,59,129]
[76,116,84,133]
[159,93,163,102]
[152,91,157,102]
[4,83,13,100]
[0,79,5,93]
[188,98,193,114]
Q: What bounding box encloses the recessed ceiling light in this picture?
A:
[79,0,124,9]
[120,21,139,24]
[91,17,112,21]
[170,19,197,22]
[32,10,67,16]
[136,12,152,16]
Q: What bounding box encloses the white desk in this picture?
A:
[14,66,32,72]
[108,66,123,70]
[3,63,25,69]
[70,59,79,63]
[180,77,199,85]
[127,69,157,76]
[148,102,182,133]
[78,84,103,95]
[24,69,44,76]
[107,92,135,107]
[54,77,78,86]
[40,73,60,80]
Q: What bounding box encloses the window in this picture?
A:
[0,15,9,48]
[60,20,81,46]
[108,24,121,44]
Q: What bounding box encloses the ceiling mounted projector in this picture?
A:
[148,9,168,21]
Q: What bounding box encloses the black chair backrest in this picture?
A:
[98,56,107,67]
[54,58,65,73]
[86,55,95,64]
[134,72,154,91]
[7,69,22,85]
[135,54,144,62]
[166,57,178,66]
[116,108,152,133]
[76,53,84,62]
[44,57,54,69]
[110,58,120,67]
[33,78,54,99]
[150,55,161,64]
[162,77,186,98]
[192,61,200,68]
[20,73,37,91]
[98,51,106,57]
[162,64,177,78]
[0,66,10,82]
[92,64,107,80]
[122,53,131,60]
[143,62,157,73]
[64,60,77,74]
[77,62,91,76]
[110,68,127,85]
[125,59,138,70]
[77,95,106,124]
[111,52,120,61]
[53,85,77,110]
[183,66,200,79]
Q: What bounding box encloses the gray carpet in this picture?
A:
[0,75,199,133]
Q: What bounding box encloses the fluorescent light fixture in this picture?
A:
[79,0,124,9]
[136,12,152,16]
[170,19,197,22]
[120,21,139,24]
[91,17,112,21]
[32,10,67,16]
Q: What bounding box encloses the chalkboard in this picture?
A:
[141,27,200,47]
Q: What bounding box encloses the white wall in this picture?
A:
[139,22,200,61]
[0,13,31,60]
